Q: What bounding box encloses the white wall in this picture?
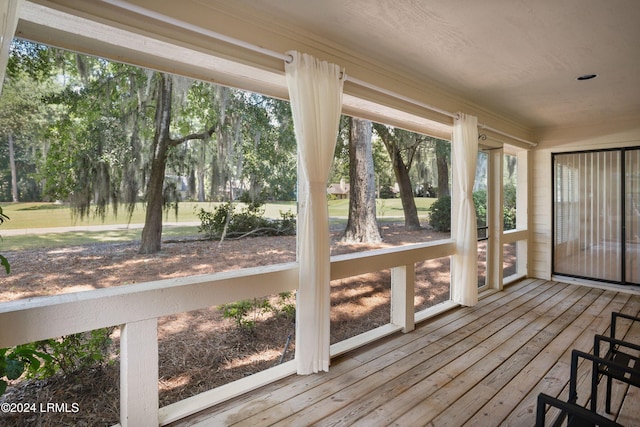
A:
[529,118,640,279]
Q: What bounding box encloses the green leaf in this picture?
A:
[0,379,7,395]
[5,358,25,380]
[21,354,40,371]
[0,255,9,274]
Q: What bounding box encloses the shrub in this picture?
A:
[428,188,516,232]
[197,201,234,237]
[0,328,114,396]
[36,328,115,377]
[228,202,268,233]
[220,298,273,333]
[1,345,52,395]
[273,292,296,321]
[379,186,397,199]
[278,211,297,234]
[427,195,451,232]
[503,207,516,230]
[197,201,296,239]
[220,292,296,334]
[0,206,10,274]
[503,182,517,230]
[473,190,487,228]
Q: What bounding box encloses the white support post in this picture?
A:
[120,319,158,427]
[516,149,530,276]
[391,265,415,333]
[487,148,504,289]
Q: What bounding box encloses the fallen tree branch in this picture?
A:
[161,236,211,244]
[224,227,294,240]
[218,206,233,248]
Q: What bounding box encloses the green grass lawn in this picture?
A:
[0,198,435,229]
[2,225,200,251]
[327,197,435,221]
[0,198,436,251]
[0,201,297,229]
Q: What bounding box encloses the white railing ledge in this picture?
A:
[503,229,528,244]
[0,262,299,348]
[0,262,299,313]
[330,239,456,280]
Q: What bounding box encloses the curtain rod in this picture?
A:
[102,0,537,147]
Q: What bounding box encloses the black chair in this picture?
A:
[593,325,640,413]
[593,334,640,414]
[536,392,622,427]
[536,312,640,426]
[609,312,640,342]
[536,348,638,426]
[596,311,640,413]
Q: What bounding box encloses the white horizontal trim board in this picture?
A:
[0,263,299,347]
[503,229,528,244]
[18,2,290,99]
[0,241,460,348]
[330,239,456,280]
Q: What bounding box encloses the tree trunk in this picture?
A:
[139,74,173,254]
[436,139,450,197]
[210,159,219,201]
[188,169,197,200]
[342,118,381,243]
[139,74,216,252]
[195,141,205,202]
[391,146,422,230]
[506,154,516,179]
[373,124,421,230]
[197,163,205,202]
[8,134,18,202]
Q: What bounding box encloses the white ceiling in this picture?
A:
[196,0,640,130]
[20,0,640,134]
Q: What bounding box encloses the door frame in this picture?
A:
[551,147,639,285]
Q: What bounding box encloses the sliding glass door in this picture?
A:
[626,149,640,284]
[553,148,639,285]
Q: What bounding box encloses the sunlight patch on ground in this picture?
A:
[222,348,281,370]
[331,282,377,300]
[47,247,87,254]
[159,373,192,392]
[61,284,98,293]
[332,294,388,319]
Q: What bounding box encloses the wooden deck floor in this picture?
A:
[171,279,640,426]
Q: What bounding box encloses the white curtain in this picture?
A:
[0,0,21,92]
[451,113,479,306]
[285,51,344,374]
